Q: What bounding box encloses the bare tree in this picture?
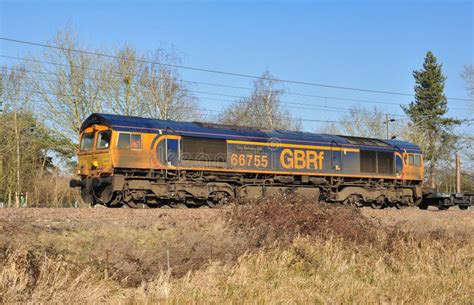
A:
[103,45,146,116]
[461,65,474,165]
[139,51,198,121]
[219,71,301,130]
[30,27,201,147]
[461,64,474,111]
[30,28,108,147]
[320,105,407,139]
[1,65,75,206]
[0,66,33,206]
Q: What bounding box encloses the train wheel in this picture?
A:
[371,196,385,209]
[171,203,188,208]
[145,203,160,209]
[396,196,413,209]
[207,200,223,208]
[107,203,124,208]
[395,202,409,209]
[417,202,429,210]
[156,200,173,209]
[208,192,231,208]
[105,198,124,208]
[459,205,469,210]
[343,195,363,207]
[126,200,144,208]
[438,199,450,210]
[371,202,383,209]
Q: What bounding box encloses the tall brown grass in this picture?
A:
[0,195,473,303]
[1,234,472,304]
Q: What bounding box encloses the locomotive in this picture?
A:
[70,113,425,208]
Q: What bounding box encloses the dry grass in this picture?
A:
[0,196,473,304]
[0,248,115,303]
[157,235,473,304]
[228,194,378,245]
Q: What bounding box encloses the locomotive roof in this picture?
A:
[81,113,422,153]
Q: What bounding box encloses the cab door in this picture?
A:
[403,153,423,181]
[166,138,180,166]
[395,152,404,178]
[115,132,148,169]
[331,141,342,171]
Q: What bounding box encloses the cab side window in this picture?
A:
[414,154,421,167]
[96,130,112,149]
[118,133,130,149]
[131,134,142,149]
[117,133,142,150]
[407,154,422,167]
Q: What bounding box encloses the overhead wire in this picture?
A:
[0,83,363,120]
[3,72,460,122]
[1,67,471,121]
[3,89,472,136]
[3,54,471,109]
[0,68,405,117]
[1,50,471,125]
[9,96,342,125]
[1,37,473,102]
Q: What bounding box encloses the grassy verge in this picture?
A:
[0,196,473,303]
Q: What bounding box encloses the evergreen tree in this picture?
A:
[402,51,461,188]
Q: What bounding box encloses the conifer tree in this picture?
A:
[403,51,461,188]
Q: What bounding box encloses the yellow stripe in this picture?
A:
[227,140,360,152]
[174,166,406,180]
[163,135,182,140]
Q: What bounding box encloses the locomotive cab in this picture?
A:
[71,123,153,205]
[403,152,424,181]
[76,124,114,177]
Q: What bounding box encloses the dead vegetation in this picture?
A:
[228,194,378,245]
[0,195,473,303]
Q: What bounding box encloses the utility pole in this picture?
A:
[456,153,461,194]
[13,110,20,208]
[384,114,396,140]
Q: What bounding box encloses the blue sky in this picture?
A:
[0,0,472,132]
